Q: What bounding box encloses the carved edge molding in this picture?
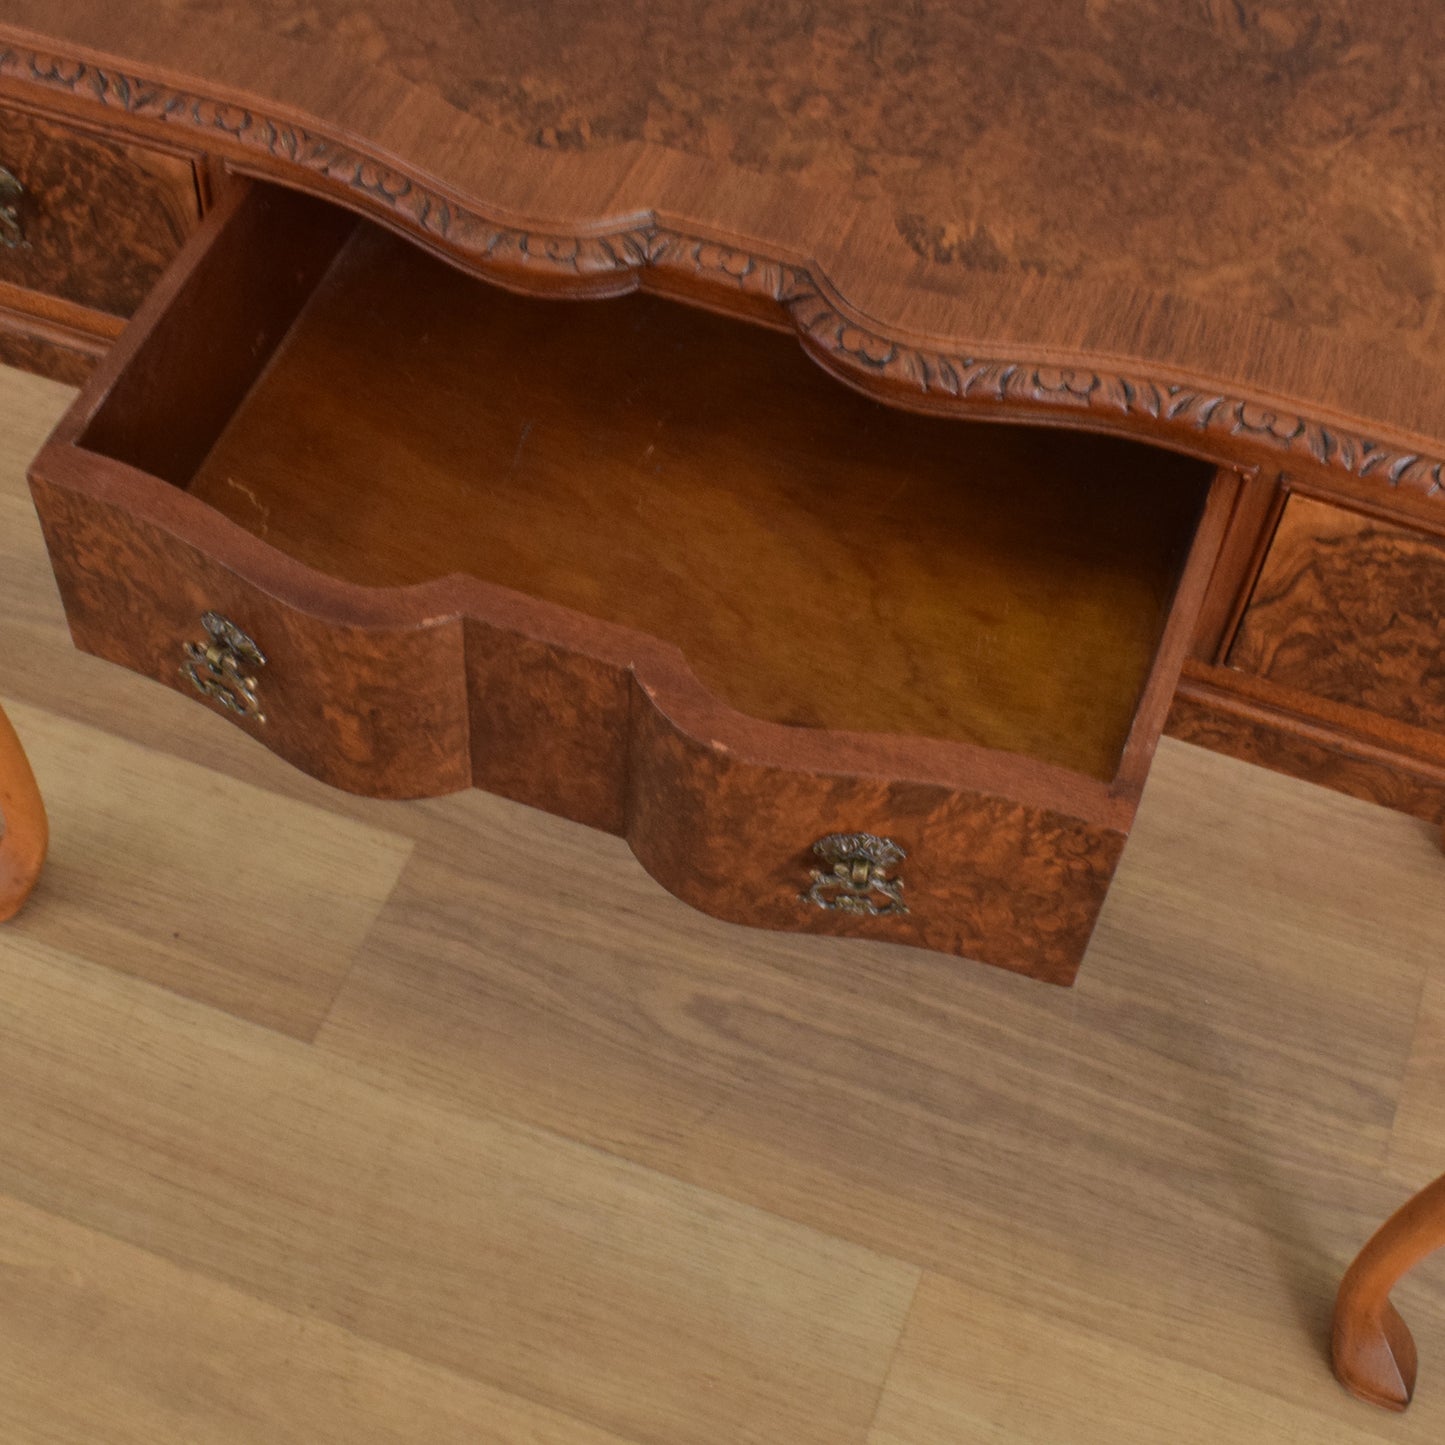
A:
[6,44,1445,503]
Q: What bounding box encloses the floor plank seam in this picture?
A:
[0,1183,649,1444]
[861,1267,926,1443]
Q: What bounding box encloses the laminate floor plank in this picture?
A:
[0,933,919,1445]
[0,695,413,1036]
[0,1193,642,1445]
[867,1272,1436,1445]
[312,742,1445,1425]
[1384,961,1445,1196]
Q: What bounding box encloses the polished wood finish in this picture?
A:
[0,6,1441,974]
[3,6,1443,882]
[26,179,1236,979]
[0,287,108,382]
[186,219,1212,780]
[0,696,46,920]
[0,95,201,379]
[30,465,474,800]
[1334,1173,1445,1412]
[1231,495,1445,734]
[7,5,1445,504]
[1176,491,1445,829]
[0,101,199,316]
[30,187,472,800]
[0,315,91,381]
[1168,665,1445,828]
[624,696,1126,985]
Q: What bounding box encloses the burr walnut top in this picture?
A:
[4,1,1445,487]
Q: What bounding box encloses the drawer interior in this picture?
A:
[76,185,1214,783]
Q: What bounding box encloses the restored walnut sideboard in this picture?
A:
[2,0,1445,1413]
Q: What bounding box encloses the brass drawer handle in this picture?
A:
[181,612,268,723]
[803,833,908,916]
[0,165,25,249]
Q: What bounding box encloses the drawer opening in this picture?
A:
[76,184,1215,785]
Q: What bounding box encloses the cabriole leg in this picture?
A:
[1334,1172,1445,1410]
[0,701,47,922]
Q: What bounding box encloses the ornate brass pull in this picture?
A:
[181,612,267,722]
[0,165,25,249]
[803,833,908,916]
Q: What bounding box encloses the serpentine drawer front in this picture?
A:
[27,180,1235,982]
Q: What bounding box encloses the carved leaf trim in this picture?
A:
[4,44,1443,501]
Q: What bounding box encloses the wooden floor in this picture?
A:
[3,361,1445,1443]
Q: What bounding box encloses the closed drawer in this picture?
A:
[1229,494,1445,735]
[29,179,1230,981]
[0,103,202,317]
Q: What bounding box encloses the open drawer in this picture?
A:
[28,180,1234,982]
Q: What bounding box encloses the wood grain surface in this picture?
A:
[2,698,413,1035]
[0,1196,642,1445]
[1230,495,1445,734]
[182,217,1211,781]
[0,100,199,315]
[7,0,1438,339]
[26,180,1228,978]
[31,466,474,800]
[3,6,1445,503]
[0,277,121,384]
[7,361,1445,1441]
[1168,664,1445,827]
[0,312,95,382]
[624,691,1126,983]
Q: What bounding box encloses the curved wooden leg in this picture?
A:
[1333,1172,1445,1410]
[0,701,48,922]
